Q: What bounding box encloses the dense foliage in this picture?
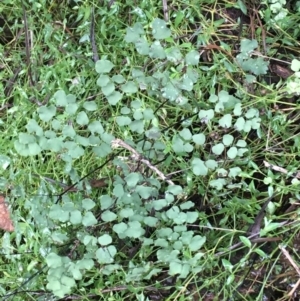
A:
[1,0,300,300]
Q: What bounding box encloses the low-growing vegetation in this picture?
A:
[1,0,300,300]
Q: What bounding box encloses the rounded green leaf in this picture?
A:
[236,139,247,147]
[192,133,206,145]
[198,109,214,122]
[106,91,122,105]
[88,121,104,135]
[95,59,114,73]
[97,74,110,87]
[125,173,140,187]
[100,195,114,210]
[83,101,97,111]
[222,134,234,146]
[121,81,138,94]
[76,111,89,126]
[82,212,97,226]
[212,143,225,155]
[101,81,115,96]
[82,199,95,210]
[116,116,131,126]
[152,18,171,39]
[98,234,112,246]
[149,41,166,59]
[189,235,206,251]
[179,128,192,141]
[185,50,200,66]
[234,117,245,131]
[70,210,82,225]
[192,158,208,176]
[113,222,128,235]
[219,114,232,128]
[101,210,117,222]
[227,146,238,159]
[38,105,56,122]
[54,90,68,106]
[112,74,125,83]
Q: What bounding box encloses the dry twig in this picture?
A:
[111,138,175,185]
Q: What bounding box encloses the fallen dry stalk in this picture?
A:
[111,138,175,186]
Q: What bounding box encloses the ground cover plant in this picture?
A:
[1,0,300,300]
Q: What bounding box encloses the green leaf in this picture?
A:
[212,143,225,155]
[240,39,258,53]
[222,134,234,146]
[198,109,214,122]
[205,159,218,170]
[144,216,158,227]
[119,208,134,218]
[152,18,171,39]
[121,81,138,93]
[82,199,95,210]
[113,222,128,235]
[101,81,115,96]
[125,22,144,43]
[38,105,56,122]
[65,103,78,115]
[192,158,208,176]
[135,38,149,55]
[62,125,76,137]
[149,41,166,59]
[88,121,104,135]
[227,147,238,159]
[83,101,97,111]
[237,0,247,14]
[209,178,226,190]
[97,74,110,87]
[98,234,112,246]
[239,236,251,248]
[96,246,116,264]
[82,212,97,226]
[101,210,117,222]
[219,114,232,128]
[168,185,182,195]
[234,117,245,131]
[180,201,194,210]
[165,47,182,63]
[179,128,192,141]
[136,185,154,199]
[76,111,89,126]
[189,235,206,251]
[125,173,140,187]
[234,103,242,116]
[116,116,131,126]
[291,59,300,72]
[106,91,123,105]
[169,261,182,275]
[100,195,114,210]
[229,167,242,178]
[112,74,125,83]
[260,221,281,236]
[125,221,145,238]
[192,133,206,145]
[54,90,68,106]
[222,259,233,271]
[95,59,114,73]
[185,50,200,66]
[70,211,82,224]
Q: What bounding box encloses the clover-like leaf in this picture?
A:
[219,114,232,128]
[185,50,200,66]
[95,59,114,74]
[38,105,56,122]
[152,18,171,39]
